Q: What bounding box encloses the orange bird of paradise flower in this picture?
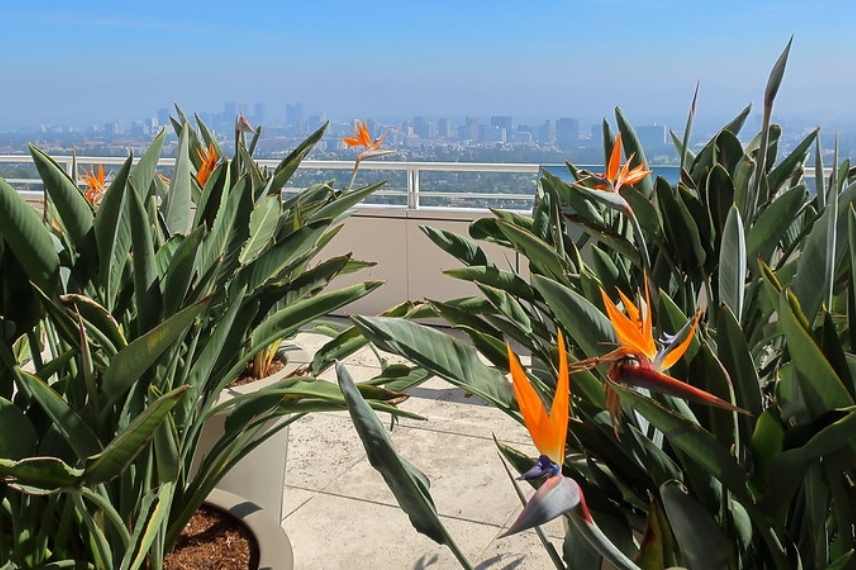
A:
[572,277,748,436]
[81,165,106,206]
[502,331,594,537]
[595,133,650,194]
[196,144,219,187]
[342,120,385,155]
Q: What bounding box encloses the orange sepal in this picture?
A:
[600,289,657,360]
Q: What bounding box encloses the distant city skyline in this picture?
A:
[3,2,856,131]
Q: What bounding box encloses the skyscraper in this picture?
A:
[556,118,580,149]
[537,120,556,145]
[253,102,267,125]
[224,101,238,118]
[413,116,434,139]
[636,125,667,150]
[286,103,305,134]
[436,118,453,139]
[307,113,327,130]
[461,116,480,141]
[490,116,512,143]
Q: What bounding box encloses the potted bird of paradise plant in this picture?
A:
[335,40,856,570]
[0,112,417,569]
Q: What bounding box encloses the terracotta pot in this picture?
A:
[193,351,306,522]
[206,488,294,570]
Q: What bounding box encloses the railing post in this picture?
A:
[407,167,419,209]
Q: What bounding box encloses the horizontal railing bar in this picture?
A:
[417,191,534,200]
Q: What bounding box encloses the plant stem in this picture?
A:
[78,487,131,551]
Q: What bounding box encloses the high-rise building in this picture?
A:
[413,116,434,139]
[224,101,238,118]
[537,120,556,145]
[590,124,601,142]
[307,113,327,130]
[490,116,512,143]
[286,103,305,134]
[157,108,170,126]
[511,131,534,145]
[253,102,267,125]
[459,116,480,141]
[556,118,580,148]
[636,125,667,150]
[479,125,504,143]
[436,118,453,139]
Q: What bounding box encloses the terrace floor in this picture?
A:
[281,332,564,569]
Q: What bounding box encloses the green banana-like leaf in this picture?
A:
[60,293,126,349]
[0,456,83,490]
[12,367,102,459]
[746,185,807,263]
[497,220,570,281]
[532,274,615,358]
[716,307,763,421]
[660,480,732,570]
[421,225,489,267]
[613,384,751,501]
[614,107,654,196]
[763,407,856,513]
[94,153,133,308]
[29,144,94,253]
[309,181,384,223]
[102,300,209,402]
[657,179,706,275]
[445,266,537,301]
[238,193,281,265]
[767,128,818,195]
[121,483,174,570]
[128,129,166,201]
[777,292,852,414]
[309,301,423,376]
[0,178,60,295]
[240,222,327,292]
[162,226,204,317]
[752,38,792,206]
[251,281,381,350]
[718,206,746,320]
[84,386,188,483]
[127,180,161,334]
[164,124,193,235]
[336,363,473,569]
[352,316,514,412]
[270,122,327,193]
[0,396,37,460]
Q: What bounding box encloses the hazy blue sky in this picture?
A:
[2,1,854,128]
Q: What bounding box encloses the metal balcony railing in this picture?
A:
[0,154,552,213]
[0,154,825,213]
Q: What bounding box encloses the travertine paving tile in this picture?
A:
[283,493,498,569]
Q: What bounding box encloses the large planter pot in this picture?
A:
[206,488,294,570]
[193,358,301,522]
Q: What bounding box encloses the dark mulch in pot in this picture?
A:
[164,505,259,570]
[233,357,285,387]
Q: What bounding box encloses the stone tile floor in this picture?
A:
[281,333,565,569]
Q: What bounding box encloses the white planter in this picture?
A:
[206,488,294,570]
[193,365,296,522]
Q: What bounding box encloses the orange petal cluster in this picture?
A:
[596,134,650,193]
[82,165,106,206]
[342,120,384,152]
[507,331,570,465]
[572,277,747,435]
[196,144,219,187]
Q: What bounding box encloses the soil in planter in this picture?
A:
[164,505,259,570]
[232,357,285,387]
